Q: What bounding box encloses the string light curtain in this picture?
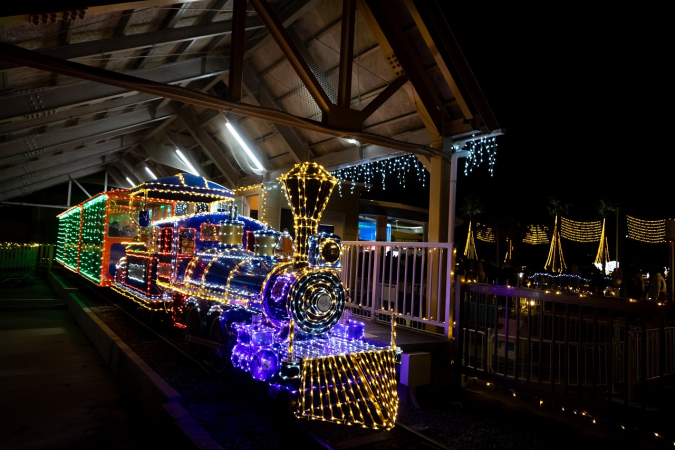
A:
[560,217,602,242]
[627,216,666,243]
[523,225,549,245]
[463,136,498,176]
[331,154,426,197]
[545,215,566,273]
[475,223,495,243]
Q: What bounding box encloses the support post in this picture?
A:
[376,215,388,242]
[370,245,381,322]
[337,0,356,107]
[104,171,108,192]
[67,180,72,206]
[447,150,470,246]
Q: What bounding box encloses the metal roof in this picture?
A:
[0,0,500,202]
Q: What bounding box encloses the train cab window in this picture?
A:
[179,228,196,254]
[159,228,174,253]
[200,222,219,241]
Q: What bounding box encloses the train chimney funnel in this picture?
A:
[279,163,337,264]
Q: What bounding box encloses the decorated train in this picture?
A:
[56,163,398,429]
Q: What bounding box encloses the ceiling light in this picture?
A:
[175,149,198,175]
[344,138,359,145]
[144,166,157,180]
[125,177,135,188]
[225,122,264,171]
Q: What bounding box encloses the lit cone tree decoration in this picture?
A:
[544,198,569,273]
[460,196,482,260]
[278,163,337,264]
[595,199,617,274]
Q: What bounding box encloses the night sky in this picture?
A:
[364,4,670,270]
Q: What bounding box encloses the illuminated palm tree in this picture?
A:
[460,196,483,260]
[595,199,617,274]
[545,198,569,273]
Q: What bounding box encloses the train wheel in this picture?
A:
[209,316,232,374]
[185,306,203,355]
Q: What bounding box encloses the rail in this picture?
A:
[0,243,53,270]
[454,281,675,409]
[340,241,454,337]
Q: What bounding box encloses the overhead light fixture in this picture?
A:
[144,166,157,180]
[344,138,360,145]
[225,122,264,171]
[175,149,198,175]
[125,177,135,188]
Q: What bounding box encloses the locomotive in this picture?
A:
[56,163,398,429]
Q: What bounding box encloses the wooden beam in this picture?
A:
[0,41,443,158]
[360,74,408,120]
[337,0,356,107]
[228,0,247,102]
[248,0,332,114]
[364,0,450,134]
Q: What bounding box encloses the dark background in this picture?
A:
[362,4,671,270]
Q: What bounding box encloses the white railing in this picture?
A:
[0,243,53,270]
[340,241,454,337]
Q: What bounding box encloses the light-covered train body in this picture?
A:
[56,164,398,429]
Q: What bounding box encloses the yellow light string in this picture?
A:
[627,215,666,243]
[560,217,602,242]
[594,218,611,264]
[475,223,495,243]
[523,224,550,245]
[464,221,478,259]
[545,215,566,273]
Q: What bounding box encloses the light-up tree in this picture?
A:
[545,198,569,273]
[595,199,617,274]
[460,196,483,260]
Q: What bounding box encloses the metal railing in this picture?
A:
[340,241,454,337]
[0,243,54,270]
[455,281,675,409]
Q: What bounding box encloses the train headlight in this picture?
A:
[308,232,342,269]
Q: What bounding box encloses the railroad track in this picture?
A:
[68,273,449,450]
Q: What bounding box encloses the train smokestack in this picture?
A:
[279,163,337,264]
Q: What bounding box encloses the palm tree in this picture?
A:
[545,197,569,273]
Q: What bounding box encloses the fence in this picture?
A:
[455,281,675,409]
[0,243,54,270]
[340,241,454,337]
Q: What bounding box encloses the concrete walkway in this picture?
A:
[0,306,171,449]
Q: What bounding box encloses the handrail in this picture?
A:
[463,282,675,313]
